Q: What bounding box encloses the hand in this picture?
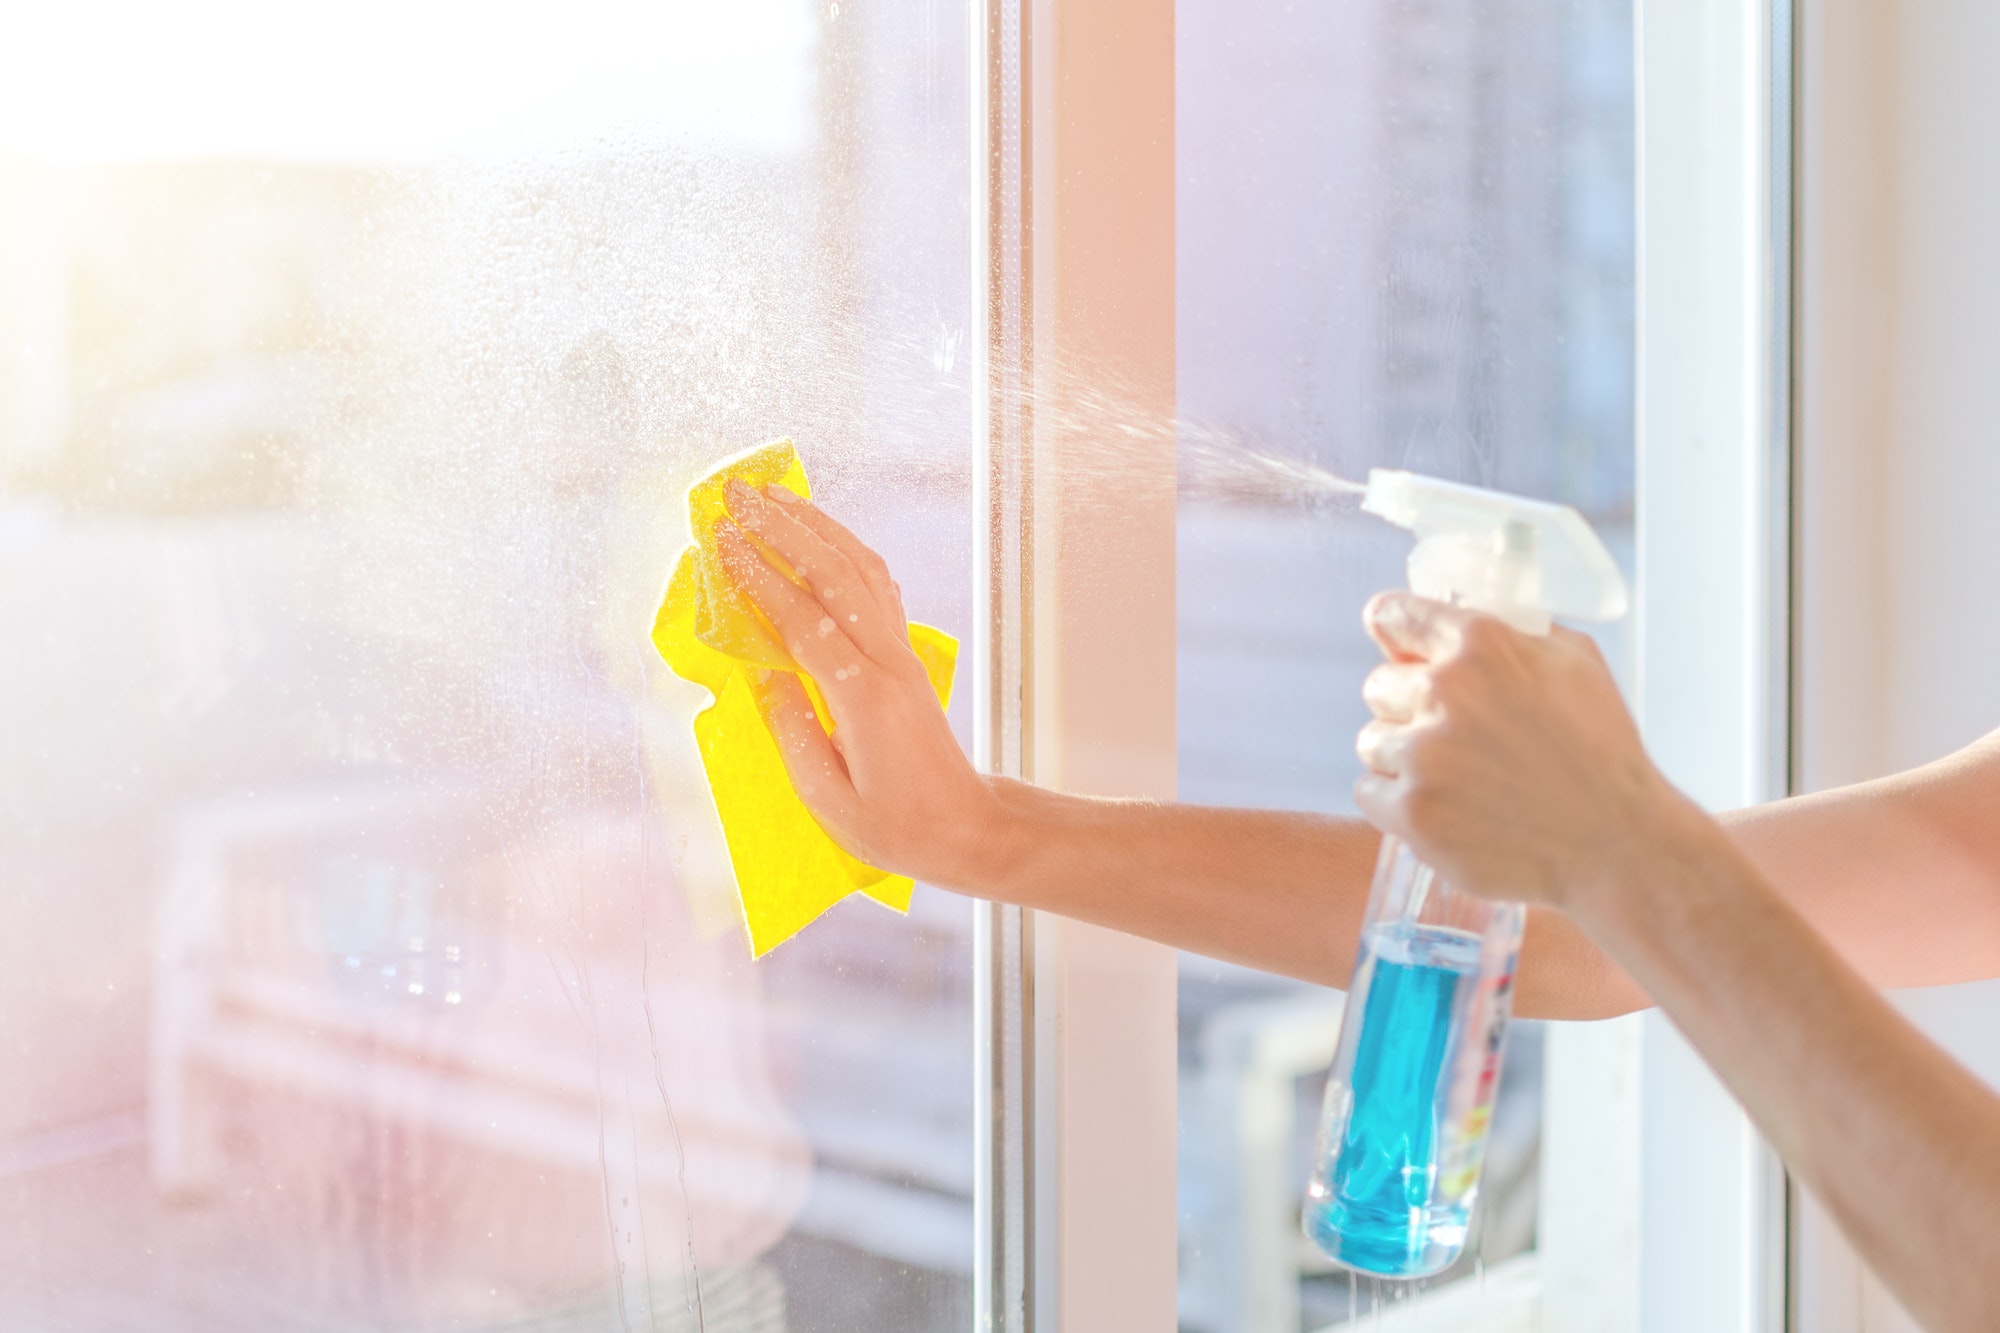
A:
[1352,591,1695,912]
[714,480,999,885]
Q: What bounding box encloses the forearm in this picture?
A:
[1579,795,2000,1332]
[955,778,1377,984]
[954,777,1646,1018]
[1720,732,2000,990]
[948,729,2000,1014]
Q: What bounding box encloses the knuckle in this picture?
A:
[1427,655,1468,699]
[1458,614,1506,656]
[1400,724,1439,773]
[1401,756,1455,813]
[1401,781,1443,831]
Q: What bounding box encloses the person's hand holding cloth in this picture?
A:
[652,441,986,955]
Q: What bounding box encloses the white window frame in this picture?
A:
[1542,0,1799,1330]
[972,1,1180,1330]
[1491,0,1801,1327]
[969,0,1802,1328]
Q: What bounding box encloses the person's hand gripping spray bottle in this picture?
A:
[1302,469,1629,1278]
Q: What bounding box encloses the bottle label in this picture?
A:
[1436,953,1516,1199]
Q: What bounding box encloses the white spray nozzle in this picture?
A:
[1360,468,1629,636]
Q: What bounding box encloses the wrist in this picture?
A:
[1561,777,1727,930]
[926,774,1032,897]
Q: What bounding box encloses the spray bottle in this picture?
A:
[1302,469,1629,1278]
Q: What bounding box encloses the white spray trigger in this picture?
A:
[1360,468,1628,636]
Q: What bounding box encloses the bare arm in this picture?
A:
[1587,804,2000,1333]
[934,780,1642,1020]
[1551,736,2000,1015]
[1725,733,2000,990]
[713,482,2000,1018]
[942,749,2000,1021]
[1354,593,2000,1330]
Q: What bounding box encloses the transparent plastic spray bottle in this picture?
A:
[1302,470,1629,1278]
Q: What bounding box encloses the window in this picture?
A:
[0,4,977,1328]
[1172,1,1636,1328]
[2,2,1801,1328]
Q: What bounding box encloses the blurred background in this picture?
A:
[0,2,976,1330]
[0,1,1632,1330]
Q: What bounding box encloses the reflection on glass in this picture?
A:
[1174,0,1635,1328]
[0,3,971,1329]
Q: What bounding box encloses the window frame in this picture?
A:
[968,0,1803,1327]
[972,1,1180,1330]
[1488,0,1802,1327]
[1624,0,1797,1328]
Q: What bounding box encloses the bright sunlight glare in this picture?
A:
[0,0,817,164]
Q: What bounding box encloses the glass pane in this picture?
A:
[1174,0,1635,1327]
[0,4,973,1330]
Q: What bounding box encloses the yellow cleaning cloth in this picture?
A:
[651,439,958,957]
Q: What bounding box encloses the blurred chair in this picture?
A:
[149,782,811,1314]
[1181,988,1346,1333]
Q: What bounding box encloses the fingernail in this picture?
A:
[766,484,801,505]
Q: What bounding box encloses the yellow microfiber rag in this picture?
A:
[651,439,958,957]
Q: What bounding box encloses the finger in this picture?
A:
[762,486,909,629]
[1355,718,1412,776]
[716,520,871,688]
[1353,772,1412,841]
[725,480,909,667]
[746,669,863,838]
[1363,592,1477,664]
[1361,662,1431,724]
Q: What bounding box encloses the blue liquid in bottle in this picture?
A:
[1304,921,1481,1276]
